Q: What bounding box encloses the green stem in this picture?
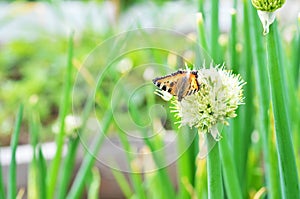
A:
[47,31,74,199]
[0,162,5,199]
[195,158,208,199]
[37,146,47,199]
[111,169,133,198]
[207,134,223,199]
[239,0,254,192]
[87,167,101,199]
[219,130,242,199]
[28,112,40,199]
[56,93,94,199]
[56,137,80,199]
[266,21,300,198]
[8,104,23,199]
[206,0,223,197]
[248,1,281,198]
[66,109,113,199]
[293,17,300,86]
[230,8,238,72]
[197,12,209,53]
[177,129,196,199]
[210,0,220,63]
[230,4,242,189]
[198,0,205,15]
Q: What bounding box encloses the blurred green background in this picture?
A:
[0,0,202,145]
[0,0,299,199]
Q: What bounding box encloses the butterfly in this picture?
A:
[152,70,200,101]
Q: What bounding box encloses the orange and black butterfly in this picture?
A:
[152,70,200,101]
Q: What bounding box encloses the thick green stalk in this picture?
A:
[239,0,254,191]
[198,0,205,16]
[248,1,281,198]
[207,141,223,199]
[210,0,220,63]
[47,32,74,199]
[8,104,23,199]
[206,1,223,198]
[292,17,300,140]
[266,21,300,198]
[230,3,243,190]
[294,16,300,85]
[230,8,238,72]
[296,16,300,180]
[219,130,242,199]
[275,25,299,146]
[197,12,209,53]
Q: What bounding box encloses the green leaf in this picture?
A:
[219,130,243,199]
[266,21,300,198]
[248,1,281,198]
[0,162,6,199]
[28,112,40,199]
[66,109,113,199]
[87,167,101,199]
[210,0,220,63]
[37,146,47,199]
[111,169,133,198]
[47,31,75,199]
[206,134,223,199]
[8,104,23,199]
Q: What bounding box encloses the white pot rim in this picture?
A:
[0,142,66,166]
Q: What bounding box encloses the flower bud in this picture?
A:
[251,0,286,35]
[252,0,285,12]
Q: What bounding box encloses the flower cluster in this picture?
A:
[157,65,245,141]
[252,0,285,12]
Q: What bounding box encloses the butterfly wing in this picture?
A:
[176,71,199,101]
[189,72,200,94]
[152,70,200,101]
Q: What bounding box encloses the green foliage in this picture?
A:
[0,38,67,135]
[266,22,300,198]
[1,0,299,198]
[8,104,23,199]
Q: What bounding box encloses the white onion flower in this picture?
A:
[156,65,245,141]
